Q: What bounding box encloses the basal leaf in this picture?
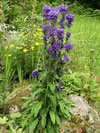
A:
[56,114,61,126]
[48,83,55,94]
[30,118,38,132]
[50,111,55,124]
[41,115,46,128]
[34,101,43,118]
[58,101,65,113]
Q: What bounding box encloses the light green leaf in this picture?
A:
[10,112,22,119]
[64,110,71,119]
[48,83,55,94]
[30,119,38,132]
[50,96,56,107]
[0,116,8,125]
[50,111,55,124]
[39,70,48,80]
[22,99,31,109]
[32,88,44,98]
[33,101,43,118]
[56,114,61,126]
[41,115,46,128]
[58,101,65,113]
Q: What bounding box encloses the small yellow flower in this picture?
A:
[10,44,14,48]
[33,34,37,37]
[16,46,22,49]
[21,43,26,46]
[31,46,34,50]
[19,32,24,36]
[35,42,39,46]
[8,54,12,57]
[37,28,42,32]
[23,48,28,52]
[26,32,30,37]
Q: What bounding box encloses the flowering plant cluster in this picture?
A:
[33,4,74,85]
[23,4,74,133]
[41,4,74,91]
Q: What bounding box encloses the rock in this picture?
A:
[3,81,31,113]
[70,95,100,124]
[9,105,20,115]
[62,95,100,133]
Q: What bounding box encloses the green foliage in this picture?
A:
[0,28,43,88]
[20,72,72,132]
[0,116,8,125]
[1,0,37,30]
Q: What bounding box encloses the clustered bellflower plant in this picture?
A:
[22,4,74,133]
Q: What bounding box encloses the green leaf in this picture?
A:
[50,111,55,124]
[65,106,74,115]
[48,127,54,133]
[58,101,65,113]
[47,119,51,131]
[0,117,8,125]
[30,118,38,132]
[32,101,43,118]
[56,114,61,126]
[48,83,55,94]
[32,88,44,98]
[10,112,22,119]
[50,95,56,107]
[43,128,47,133]
[41,115,46,128]
[64,110,71,119]
[22,99,31,109]
[39,70,48,80]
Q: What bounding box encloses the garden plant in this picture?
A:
[20,4,74,133]
[0,0,100,133]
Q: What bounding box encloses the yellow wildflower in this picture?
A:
[33,34,37,38]
[8,54,12,57]
[26,32,30,37]
[35,42,39,46]
[10,44,14,48]
[16,46,22,49]
[37,28,42,32]
[19,32,24,36]
[38,34,43,37]
[21,43,26,46]
[31,46,34,50]
[23,48,28,52]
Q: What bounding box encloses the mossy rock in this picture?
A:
[3,81,31,113]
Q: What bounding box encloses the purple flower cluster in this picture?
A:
[66,32,71,38]
[56,28,64,40]
[32,4,74,90]
[59,4,68,13]
[66,13,74,28]
[48,8,59,24]
[42,5,51,19]
[64,42,73,50]
[32,71,40,78]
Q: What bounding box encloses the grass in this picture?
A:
[68,15,100,76]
